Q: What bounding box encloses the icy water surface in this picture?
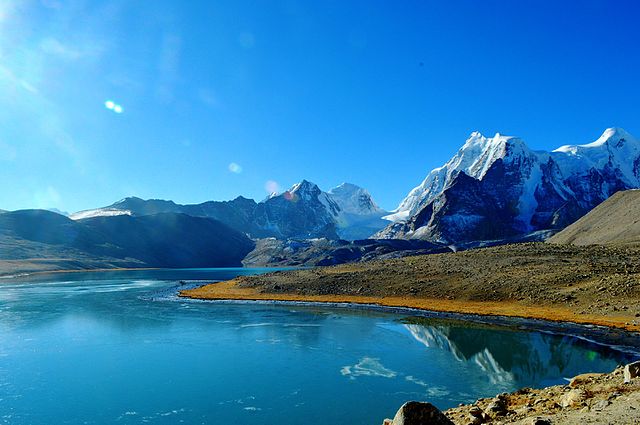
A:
[0,268,636,424]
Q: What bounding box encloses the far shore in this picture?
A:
[180,278,640,333]
[180,243,640,334]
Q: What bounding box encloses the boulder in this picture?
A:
[525,418,552,425]
[468,406,483,417]
[484,398,507,418]
[389,402,454,425]
[560,389,586,408]
[569,373,603,388]
[624,361,640,383]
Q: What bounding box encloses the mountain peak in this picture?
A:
[553,127,638,154]
[381,127,640,242]
[114,196,143,205]
[329,182,384,216]
[331,182,361,193]
[387,131,536,223]
[591,127,636,147]
[288,180,321,200]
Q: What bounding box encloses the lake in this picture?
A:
[0,268,636,424]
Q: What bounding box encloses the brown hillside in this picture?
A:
[549,190,640,246]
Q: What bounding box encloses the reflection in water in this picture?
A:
[405,324,514,387]
[404,322,629,391]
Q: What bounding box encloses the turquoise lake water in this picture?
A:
[0,268,636,424]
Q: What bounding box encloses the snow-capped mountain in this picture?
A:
[328,183,390,239]
[329,183,385,216]
[252,180,390,239]
[71,207,133,220]
[70,198,180,220]
[377,127,640,243]
[69,181,388,240]
[252,180,342,239]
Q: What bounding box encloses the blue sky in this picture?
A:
[0,0,638,213]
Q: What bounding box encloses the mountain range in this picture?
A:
[0,209,255,271]
[71,181,390,240]
[2,127,639,274]
[377,127,640,244]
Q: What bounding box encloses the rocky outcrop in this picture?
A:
[624,361,640,383]
[383,362,640,424]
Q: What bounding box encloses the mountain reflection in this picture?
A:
[404,322,626,388]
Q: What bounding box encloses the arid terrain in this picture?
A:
[438,365,640,424]
[182,242,640,331]
[549,189,640,246]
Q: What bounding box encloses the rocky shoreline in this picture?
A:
[382,362,640,424]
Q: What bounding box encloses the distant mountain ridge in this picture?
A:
[70,181,390,240]
[0,209,255,270]
[377,128,640,244]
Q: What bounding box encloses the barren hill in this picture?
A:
[549,190,640,246]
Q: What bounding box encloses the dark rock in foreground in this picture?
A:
[383,402,453,425]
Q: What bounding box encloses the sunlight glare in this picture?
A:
[105,100,123,114]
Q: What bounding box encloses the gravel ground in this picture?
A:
[231,242,640,328]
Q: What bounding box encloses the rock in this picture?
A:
[591,399,610,411]
[569,373,603,388]
[389,402,454,425]
[608,391,622,400]
[560,389,586,408]
[382,419,393,425]
[468,406,483,418]
[525,418,552,425]
[624,361,640,383]
[467,415,483,425]
[613,366,625,376]
[484,399,507,418]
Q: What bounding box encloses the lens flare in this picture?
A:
[228,162,242,174]
[283,191,298,202]
[105,100,123,114]
[264,180,280,194]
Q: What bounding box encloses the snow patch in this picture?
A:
[70,208,132,220]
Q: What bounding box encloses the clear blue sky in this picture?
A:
[1,0,638,213]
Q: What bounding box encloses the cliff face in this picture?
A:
[379,128,640,244]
